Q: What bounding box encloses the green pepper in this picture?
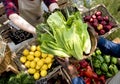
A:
[103,55,110,64]
[95,69,102,75]
[93,59,101,68]
[109,64,118,75]
[111,57,118,64]
[95,49,102,55]
[106,72,113,78]
[101,63,108,72]
[96,55,104,63]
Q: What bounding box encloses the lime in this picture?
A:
[45,57,52,64]
[37,60,44,67]
[28,68,36,74]
[41,53,48,58]
[41,64,48,70]
[36,45,41,51]
[25,61,31,68]
[30,61,36,68]
[27,55,34,61]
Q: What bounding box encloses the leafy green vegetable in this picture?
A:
[37,10,91,60]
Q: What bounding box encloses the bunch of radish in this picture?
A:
[83,11,116,35]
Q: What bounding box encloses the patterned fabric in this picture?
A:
[3,0,57,17]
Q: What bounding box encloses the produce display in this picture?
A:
[83,11,116,35]
[92,49,119,78]
[19,45,54,80]
[37,10,91,60]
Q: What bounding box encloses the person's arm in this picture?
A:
[3,0,36,35]
[97,37,120,57]
[9,14,36,34]
[43,0,59,12]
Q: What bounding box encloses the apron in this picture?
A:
[18,0,44,26]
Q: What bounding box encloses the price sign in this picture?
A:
[9,30,33,45]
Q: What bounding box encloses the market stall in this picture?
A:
[0,0,120,84]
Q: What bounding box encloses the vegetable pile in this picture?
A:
[92,49,119,78]
[72,59,106,84]
[37,10,91,60]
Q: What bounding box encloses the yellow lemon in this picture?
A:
[34,51,41,57]
[41,58,45,63]
[41,64,48,70]
[36,45,41,51]
[22,49,29,56]
[40,70,47,77]
[27,55,34,61]
[48,63,52,69]
[41,53,48,58]
[34,57,40,62]
[29,51,34,55]
[20,56,26,63]
[30,61,36,68]
[28,68,36,74]
[48,54,54,59]
[34,72,40,80]
[25,61,31,68]
[45,57,52,64]
[37,60,44,67]
[30,45,37,52]
[36,65,41,70]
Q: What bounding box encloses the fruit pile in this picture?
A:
[83,11,116,35]
[20,45,54,80]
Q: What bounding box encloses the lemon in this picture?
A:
[48,54,54,59]
[37,60,44,67]
[45,57,52,64]
[22,49,29,56]
[28,68,36,74]
[34,51,41,57]
[30,61,36,68]
[27,55,34,61]
[48,63,52,69]
[29,51,34,55]
[36,45,41,51]
[41,53,48,58]
[34,72,40,80]
[41,58,45,63]
[30,45,37,52]
[41,64,48,70]
[40,70,47,77]
[25,61,31,68]
[34,57,40,62]
[20,56,27,63]
[36,65,41,70]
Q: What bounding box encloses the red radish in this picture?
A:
[103,16,109,22]
[97,16,103,21]
[99,29,105,35]
[91,14,97,19]
[95,11,102,16]
[104,25,112,32]
[84,15,91,21]
[101,21,107,26]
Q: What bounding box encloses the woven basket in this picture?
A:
[36,65,72,84]
[0,45,19,74]
[82,4,119,37]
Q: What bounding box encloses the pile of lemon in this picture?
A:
[20,45,54,80]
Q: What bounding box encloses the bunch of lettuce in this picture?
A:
[37,10,91,60]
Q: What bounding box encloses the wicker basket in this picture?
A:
[36,65,72,84]
[82,4,119,37]
[0,45,19,74]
